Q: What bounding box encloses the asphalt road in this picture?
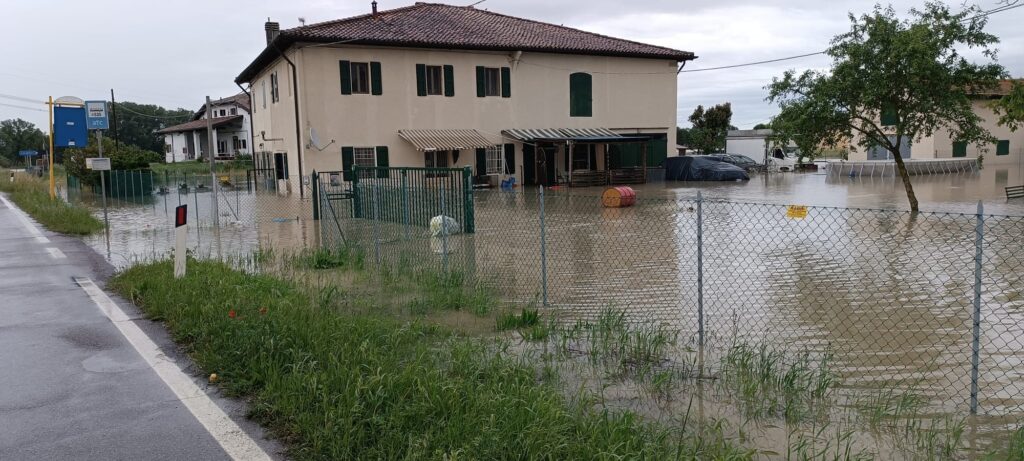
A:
[0,194,283,460]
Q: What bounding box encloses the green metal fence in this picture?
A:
[68,169,155,202]
[314,166,475,234]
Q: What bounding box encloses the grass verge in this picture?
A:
[110,259,753,459]
[0,171,103,235]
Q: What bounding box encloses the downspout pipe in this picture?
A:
[271,42,305,198]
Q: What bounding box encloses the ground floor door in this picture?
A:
[274,152,287,180]
[868,136,911,160]
[523,145,536,186]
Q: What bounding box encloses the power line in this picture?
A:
[0,102,45,112]
[679,1,1022,74]
[0,93,44,105]
[112,102,193,120]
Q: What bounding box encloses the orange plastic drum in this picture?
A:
[601,186,636,208]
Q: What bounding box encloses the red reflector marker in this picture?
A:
[175,205,188,228]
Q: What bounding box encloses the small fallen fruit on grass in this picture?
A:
[259,307,268,315]
[209,373,219,383]
[228,309,237,319]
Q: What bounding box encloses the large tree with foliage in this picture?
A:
[0,119,47,167]
[111,101,192,154]
[688,103,733,154]
[767,2,1005,212]
[993,81,1024,130]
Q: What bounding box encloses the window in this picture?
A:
[572,144,594,171]
[241,139,247,150]
[230,108,237,115]
[270,72,279,103]
[182,147,187,154]
[569,72,593,117]
[425,150,449,168]
[483,146,504,175]
[425,65,443,95]
[476,66,509,97]
[261,80,267,109]
[232,136,241,150]
[350,62,370,94]
[997,140,1010,156]
[952,141,967,158]
[484,68,500,96]
[217,140,226,153]
[880,107,898,126]
[219,109,226,117]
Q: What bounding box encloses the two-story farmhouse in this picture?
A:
[235,2,695,197]
[157,93,253,163]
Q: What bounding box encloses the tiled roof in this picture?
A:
[237,2,694,83]
[157,115,244,134]
[193,92,250,121]
[971,79,1023,97]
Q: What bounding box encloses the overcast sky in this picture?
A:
[1,0,1021,132]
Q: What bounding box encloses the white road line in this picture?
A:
[74,277,272,461]
[0,193,50,243]
[45,247,66,259]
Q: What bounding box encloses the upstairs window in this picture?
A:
[952,141,967,158]
[569,72,593,117]
[340,61,382,95]
[230,108,237,115]
[425,66,443,95]
[476,66,510,98]
[270,72,280,103]
[416,64,454,97]
[997,140,1010,156]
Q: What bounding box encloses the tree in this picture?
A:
[993,81,1024,130]
[112,101,192,154]
[64,136,162,186]
[688,103,733,154]
[676,127,694,147]
[752,123,770,130]
[0,119,46,167]
[767,2,1005,212]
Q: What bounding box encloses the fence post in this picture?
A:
[372,183,382,269]
[402,170,410,240]
[970,200,985,415]
[352,167,362,218]
[697,191,705,349]
[462,166,475,234]
[311,170,320,221]
[539,185,548,307]
[441,186,449,273]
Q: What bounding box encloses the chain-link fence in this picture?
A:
[322,184,1024,420]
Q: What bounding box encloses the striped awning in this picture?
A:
[502,128,637,142]
[397,129,495,151]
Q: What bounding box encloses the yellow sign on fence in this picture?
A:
[786,205,809,219]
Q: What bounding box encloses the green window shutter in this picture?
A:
[997,140,1010,156]
[375,146,389,178]
[475,148,487,175]
[341,146,354,180]
[370,62,382,95]
[503,143,515,174]
[443,65,455,97]
[415,64,427,97]
[339,61,352,95]
[880,107,897,126]
[475,66,486,97]
[952,141,967,158]
[500,67,511,98]
[570,72,592,117]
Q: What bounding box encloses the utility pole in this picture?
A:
[206,96,219,226]
[110,89,119,150]
[47,96,55,199]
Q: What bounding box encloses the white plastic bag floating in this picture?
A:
[429,215,460,237]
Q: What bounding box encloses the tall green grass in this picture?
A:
[0,171,103,235]
[110,259,754,459]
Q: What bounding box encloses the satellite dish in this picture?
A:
[309,127,321,148]
[308,126,336,152]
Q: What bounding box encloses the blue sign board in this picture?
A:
[85,100,109,130]
[18,150,38,157]
[54,106,87,148]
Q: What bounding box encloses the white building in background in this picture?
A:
[158,93,252,163]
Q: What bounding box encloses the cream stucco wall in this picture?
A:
[849,100,1023,166]
[246,44,679,194]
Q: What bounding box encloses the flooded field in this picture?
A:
[70,167,1024,456]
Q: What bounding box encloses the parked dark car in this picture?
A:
[707,154,760,171]
[664,156,750,181]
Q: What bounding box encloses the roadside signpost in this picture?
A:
[85,100,111,256]
[174,205,188,278]
[48,96,87,199]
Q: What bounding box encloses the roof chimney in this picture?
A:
[265,19,280,45]
[372,1,378,16]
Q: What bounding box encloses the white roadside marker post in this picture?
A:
[174,204,187,278]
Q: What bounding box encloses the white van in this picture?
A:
[768,147,798,172]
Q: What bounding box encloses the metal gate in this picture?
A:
[313,166,475,236]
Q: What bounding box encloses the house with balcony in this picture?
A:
[157,92,253,163]
[234,2,695,196]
